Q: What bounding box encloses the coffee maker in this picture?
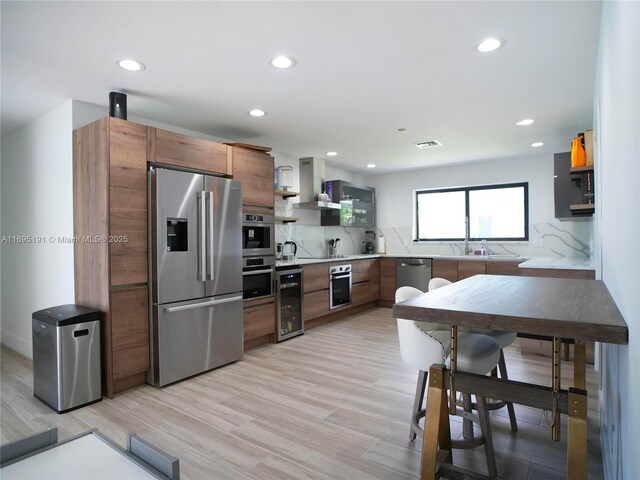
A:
[363,231,376,254]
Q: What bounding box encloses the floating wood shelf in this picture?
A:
[570,203,595,213]
[274,189,299,199]
[275,216,298,223]
[569,165,594,174]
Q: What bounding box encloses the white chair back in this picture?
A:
[395,286,446,370]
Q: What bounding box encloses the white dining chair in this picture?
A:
[428,277,518,432]
[395,286,500,477]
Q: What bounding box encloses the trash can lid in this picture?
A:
[33,304,101,326]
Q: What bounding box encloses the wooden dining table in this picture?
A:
[392,274,628,480]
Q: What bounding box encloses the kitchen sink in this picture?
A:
[487,254,520,258]
[298,255,348,260]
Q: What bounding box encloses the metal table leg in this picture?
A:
[567,340,587,479]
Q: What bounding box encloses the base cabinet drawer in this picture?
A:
[304,290,330,321]
[352,281,372,306]
[303,264,329,293]
[243,298,276,341]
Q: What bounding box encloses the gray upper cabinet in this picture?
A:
[554,152,594,221]
[321,180,376,228]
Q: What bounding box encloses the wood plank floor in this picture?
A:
[1,308,603,479]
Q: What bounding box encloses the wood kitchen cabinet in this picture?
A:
[304,289,331,321]
[303,263,329,293]
[243,296,276,349]
[303,263,330,321]
[231,146,275,210]
[485,260,523,276]
[432,259,458,282]
[457,260,486,280]
[351,259,380,306]
[150,127,231,176]
[520,268,595,280]
[73,117,150,398]
[378,258,397,307]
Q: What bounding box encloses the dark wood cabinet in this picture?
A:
[379,258,396,306]
[432,259,458,282]
[243,297,276,344]
[457,260,486,280]
[304,289,331,321]
[485,260,523,276]
[111,286,149,384]
[73,117,150,397]
[303,264,329,293]
[231,147,275,209]
[151,127,230,175]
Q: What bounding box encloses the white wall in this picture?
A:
[1,101,76,357]
[364,153,592,257]
[594,2,640,478]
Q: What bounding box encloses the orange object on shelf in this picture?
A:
[571,135,586,167]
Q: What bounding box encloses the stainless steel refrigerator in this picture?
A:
[147,167,243,387]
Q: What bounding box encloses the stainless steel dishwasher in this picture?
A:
[396,258,432,292]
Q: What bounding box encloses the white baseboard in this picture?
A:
[0,331,32,358]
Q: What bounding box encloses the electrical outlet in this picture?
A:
[532,239,544,248]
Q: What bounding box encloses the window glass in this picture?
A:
[415,183,528,241]
[468,186,525,239]
[416,190,465,240]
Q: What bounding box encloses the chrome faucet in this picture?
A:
[464,217,472,255]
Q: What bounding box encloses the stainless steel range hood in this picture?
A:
[295,157,340,210]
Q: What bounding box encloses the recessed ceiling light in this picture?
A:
[248,109,266,117]
[115,58,146,71]
[477,38,502,53]
[269,56,296,69]
[326,151,338,156]
[531,142,544,147]
[366,164,376,168]
[516,119,535,126]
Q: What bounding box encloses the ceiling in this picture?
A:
[1,1,601,173]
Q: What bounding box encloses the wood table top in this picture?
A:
[392,274,628,344]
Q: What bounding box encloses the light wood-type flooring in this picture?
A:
[1,308,603,479]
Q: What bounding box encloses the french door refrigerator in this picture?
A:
[148,167,243,387]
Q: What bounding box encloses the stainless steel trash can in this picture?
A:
[32,304,102,413]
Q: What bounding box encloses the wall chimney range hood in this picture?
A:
[295,157,340,210]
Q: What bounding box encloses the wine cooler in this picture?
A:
[276,267,304,342]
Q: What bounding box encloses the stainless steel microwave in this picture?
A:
[242,213,274,257]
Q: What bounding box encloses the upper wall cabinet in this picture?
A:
[150,127,231,176]
[554,151,595,221]
[321,180,376,227]
[231,145,275,210]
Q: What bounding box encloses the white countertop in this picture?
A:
[275,253,594,271]
[517,256,594,271]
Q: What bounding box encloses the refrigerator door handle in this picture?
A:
[198,192,207,282]
[164,295,243,313]
[207,191,215,280]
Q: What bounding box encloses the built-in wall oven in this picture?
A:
[329,264,352,309]
[242,256,274,300]
[242,214,274,257]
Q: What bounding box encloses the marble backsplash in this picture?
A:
[276,220,592,259]
[275,194,592,259]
